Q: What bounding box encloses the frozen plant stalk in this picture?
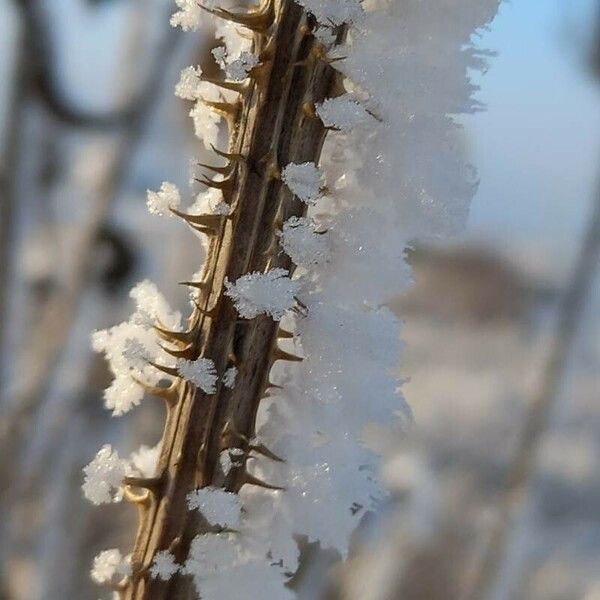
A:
[86,0,497,597]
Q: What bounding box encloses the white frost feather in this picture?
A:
[187,486,242,528]
[281,162,324,204]
[177,358,218,394]
[225,269,300,321]
[150,550,180,581]
[82,445,128,505]
[146,182,181,217]
[316,95,371,131]
[90,549,131,584]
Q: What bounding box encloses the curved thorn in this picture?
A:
[179,280,210,293]
[211,144,245,162]
[197,161,233,176]
[272,347,303,363]
[131,376,179,404]
[159,342,196,360]
[123,487,151,506]
[277,327,295,339]
[148,361,180,378]
[123,475,164,493]
[241,472,285,491]
[154,324,193,345]
[250,443,285,463]
[201,76,250,94]
[170,207,226,229]
[201,99,239,119]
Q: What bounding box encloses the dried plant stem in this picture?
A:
[122,1,342,597]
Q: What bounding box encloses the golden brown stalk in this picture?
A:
[121,1,343,597]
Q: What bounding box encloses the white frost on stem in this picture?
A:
[146,182,181,217]
[150,550,180,581]
[82,445,128,505]
[90,549,131,584]
[187,486,242,528]
[281,162,324,205]
[177,358,218,394]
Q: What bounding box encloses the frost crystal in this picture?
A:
[82,445,128,505]
[184,534,238,580]
[190,101,221,149]
[129,443,161,478]
[225,269,300,321]
[93,280,181,415]
[90,549,131,584]
[175,66,203,101]
[170,0,205,31]
[281,162,324,204]
[316,95,371,131]
[150,550,179,581]
[213,47,259,81]
[187,486,242,528]
[177,358,218,394]
[146,182,181,216]
[279,216,329,266]
[296,0,363,25]
[222,366,237,389]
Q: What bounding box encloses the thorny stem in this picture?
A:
[122,1,344,597]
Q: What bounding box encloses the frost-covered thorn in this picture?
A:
[123,474,164,494]
[277,326,295,339]
[170,207,228,230]
[154,324,194,345]
[249,443,285,463]
[271,346,303,363]
[130,376,179,405]
[241,471,285,491]
[201,76,251,95]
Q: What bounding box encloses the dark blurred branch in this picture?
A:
[16,0,156,130]
[0,11,181,592]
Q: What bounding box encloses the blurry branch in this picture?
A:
[14,0,148,130]
[0,2,180,534]
[464,175,600,600]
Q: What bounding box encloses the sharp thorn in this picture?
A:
[201,76,250,94]
[131,376,179,404]
[277,327,295,339]
[159,342,196,360]
[123,475,164,493]
[241,472,285,491]
[250,443,285,463]
[148,361,180,378]
[211,144,245,162]
[154,324,193,345]
[170,207,226,229]
[272,347,303,363]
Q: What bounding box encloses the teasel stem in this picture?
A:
[121,1,346,597]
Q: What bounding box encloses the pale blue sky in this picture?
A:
[464,0,600,256]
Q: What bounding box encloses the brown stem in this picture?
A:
[122,2,343,597]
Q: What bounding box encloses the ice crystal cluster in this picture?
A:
[84,0,500,596]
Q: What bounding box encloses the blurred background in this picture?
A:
[0,1,599,599]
